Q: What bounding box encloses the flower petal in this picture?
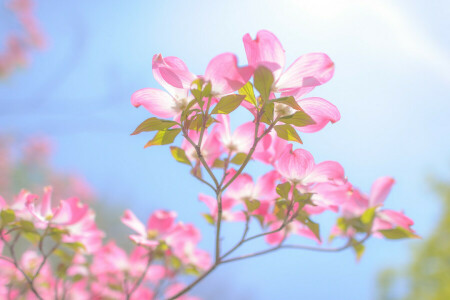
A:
[276,146,315,182]
[131,88,178,118]
[152,54,196,97]
[295,97,340,133]
[204,53,253,95]
[243,30,285,80]
[303,161,345,185]
[121,210,147,237]
[276,53,334,91]
[370,177,395,206]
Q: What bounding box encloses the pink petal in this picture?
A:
[295,97,341,133]
[131,88,178,118]
[303,161,345,185]
[204,53,253,95]
[152,54,196,97]
[226,173,254,201]
[40,186,53,218]
[276,146,315,182]
[243,30,285,80]
[147,210,177,234]
[198,194,217,216]
[121,210,147,237]
[378,209,414,228]
[370,177,395,206]
[255,170,280,199]
[276,53,334,91]
[232,121,264,153]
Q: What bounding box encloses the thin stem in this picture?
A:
[222,116,278,191]
[182,128,220,188]
[1,233,43,300]
[197,96,212,148]
[221,233,371,264]
[220,215,250,259]
[126,253,153,300]
[166,264,218,300]
[214,190,223,262]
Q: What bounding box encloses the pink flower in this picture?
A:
[214,114,265,154]
[121,209,177,248]
[276,145,344,185]
[254,131,288,165]
[243,30,340,133]
[243,30,334,95]
[198,193,245,222]
[26,186,89,226]
[131,54,196,119]
[203,52,253,96]
[181,129,223,166]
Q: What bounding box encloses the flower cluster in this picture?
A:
[0,29,417,299]
[129,29,417,298]
[0,0,46,78]
[0,187,207,299]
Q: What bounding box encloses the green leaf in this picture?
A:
[230,152,247,165]
[22,231,40,244]
[189,114,216,131]
[336,217,348,232]
[53,249,73,264]
[202,82,212,97]
[276,182,291,200]
[293,190,314,209]
[252,215,265,228]
[274,124,303,144]
[245,199,261,212]
[185,264,200,276]
[144,129,181,148]
[169,256,182,269]
[170,146,192,166]
[20,220,36,232]
[271,96,301,110]
[212,159,225,168]
[238,82,257,106]
[351,239,365,261]
[261,102,274,125]
[131,118,178,135]
[1,209,15,224]
[64,242,86,252]
[379,227,419,239]
[211,94,246,114]
[304,218,321,242]
[202,213,215,225]
[56,263,69,279]
[280,111,316,127]
[181,99,198,122]
[254,66,274,102]
[361,207,377,225]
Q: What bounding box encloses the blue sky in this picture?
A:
[1,0,449,299]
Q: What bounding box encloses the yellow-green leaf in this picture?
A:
[131,118,178,135]
[230,152,247,165]
[170,146,192,166]
[144,129,181,148]
[271,96,301,110]
[280,111,316,127]
[379,227,419,239]
[211,94,246,114]
[254,66,274,102]
[274,124,303,144]
[245,199,261,212]
[238,82,257,106]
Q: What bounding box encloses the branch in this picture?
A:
[221,233,372,264]
[126,252,153,300]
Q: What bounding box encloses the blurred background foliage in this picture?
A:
[378,176,450,300]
